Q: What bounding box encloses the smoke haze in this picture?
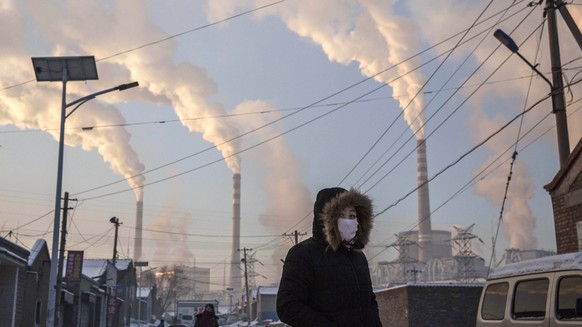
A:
[1,0,242,205]
[233,100,312,269]
[208,0,582,252]
[149,206,195,264]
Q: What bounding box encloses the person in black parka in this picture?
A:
[194,303,219,327]
[277,187,383,327]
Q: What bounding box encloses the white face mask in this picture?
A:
[338,218,359,241]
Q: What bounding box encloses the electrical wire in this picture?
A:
[60,0,533,200]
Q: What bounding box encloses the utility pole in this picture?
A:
[240,247,252,326]
[283,230,307,244]
[110,217,121,266]
[55,192,75,326]
[495,1,582,166]
[546,0,570,166]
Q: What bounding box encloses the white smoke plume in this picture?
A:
[208,1,582,254]
[473,158,538,250]
[149,206,195,264]
[470,110,538,250]
[1,0,242,206]
[207,0,428,139]
[0,1,146,200]
[232,100,312,272]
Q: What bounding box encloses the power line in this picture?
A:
[0,0,287,93]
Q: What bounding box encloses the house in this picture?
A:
[0,236,30,327]
[63,257,110,327]
[22,239,51,327]
[545,137,582,254]
[80,258,137,327]
[136,285,161,324]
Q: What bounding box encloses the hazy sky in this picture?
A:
[2,0,582,290]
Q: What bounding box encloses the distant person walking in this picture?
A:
[277,187,383,326]
[194,303,219,327]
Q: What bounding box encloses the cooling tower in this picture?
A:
[134,200,143,260]
[230,173,242,289]
[417,139,433,262]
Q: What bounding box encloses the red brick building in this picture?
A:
[545,137,582,254]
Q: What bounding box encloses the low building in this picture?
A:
[0,236,30,327]
[81,258,137,327]
[136,286,161,323]
[22,239,50,327]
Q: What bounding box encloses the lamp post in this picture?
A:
[494,26,570,166]
[31,56,139,327]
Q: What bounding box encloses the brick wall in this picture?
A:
[545,139,582,254]
[551,193,582,253]
[376,284,483,327]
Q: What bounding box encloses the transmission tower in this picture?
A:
[452,224,483,282]
[386,233,421,283]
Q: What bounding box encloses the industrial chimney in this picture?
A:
[134,200,143,260]
[230,173,242,290]
[417,139,433,263]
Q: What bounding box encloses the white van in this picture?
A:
[476,252,582,326]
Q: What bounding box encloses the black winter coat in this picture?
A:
[277,188,383,327]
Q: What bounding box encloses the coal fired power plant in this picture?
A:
[230,173,242,290]
[417,139,433,263]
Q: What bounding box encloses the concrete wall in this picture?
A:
[376,284,483,327]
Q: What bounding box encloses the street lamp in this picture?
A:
[494,28,570,166]
[493,29,552,87]
[31,55,139,327]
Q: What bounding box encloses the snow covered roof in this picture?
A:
[114,259,132,270]
[76,258,133,279]
[257,286,278,295]
[137,287,151,298]
[488,251,582,279]
[379,283,483,292]
[0,237,29,266]
[28,239,48,266]
[82,259,110,279]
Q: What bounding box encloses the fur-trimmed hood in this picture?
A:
[312,188,374,251]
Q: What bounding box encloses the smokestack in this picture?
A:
[230,173,242,290]
[134,200,143,260]
[417,139,433,262]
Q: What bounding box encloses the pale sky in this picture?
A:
[2,0,582,291]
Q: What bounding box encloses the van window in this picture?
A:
[481,282,508,320]
[556,275,582,320]
[512,278,548,320]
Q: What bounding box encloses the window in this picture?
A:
[512,278,548,320]
[556,275,582,320]
[182,314,193,321]
[481,282,508,320]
